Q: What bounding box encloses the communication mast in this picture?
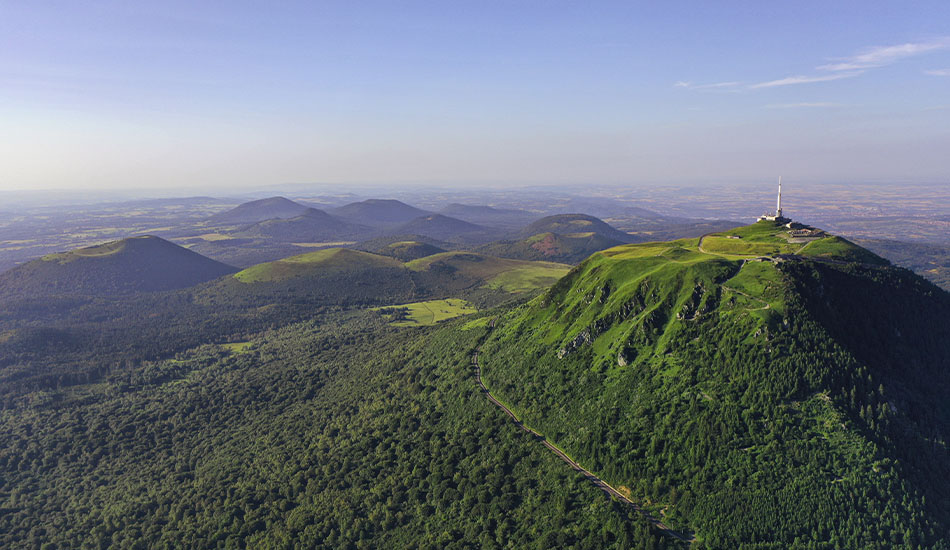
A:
[757,177,788,222]
[775,176,783,219]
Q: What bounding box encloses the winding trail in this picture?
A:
[472,320,693,544]
[696,233,713,254]
[721,283,772,311]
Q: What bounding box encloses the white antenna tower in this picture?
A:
[776,176,783,218]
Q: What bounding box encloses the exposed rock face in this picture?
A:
[557,329,592,358]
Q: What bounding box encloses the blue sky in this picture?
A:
[1,1,949,190]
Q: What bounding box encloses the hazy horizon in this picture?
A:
[2,1,950,191]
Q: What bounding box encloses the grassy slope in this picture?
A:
[477,223,950,549]
[232,249,569,292]
[198,249,571,315]
[406,251,570,293]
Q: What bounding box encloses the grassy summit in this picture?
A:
[697,220,889,264]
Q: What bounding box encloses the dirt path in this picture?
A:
[697,233,713,254]
[721,284,771,311]
[472,321,693,544]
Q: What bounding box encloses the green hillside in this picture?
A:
[406,251,570,294]
[477,222,950,548]
[199,249,571,311]
[233,248,403,283]
[0,236,237,296]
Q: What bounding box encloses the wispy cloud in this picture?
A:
[750,71,863,89]
[817,39,950,71]
[742,38,950,90]
[765,102,842,109]
[674,80,740,90]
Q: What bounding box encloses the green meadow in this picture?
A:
[374,298,478,326]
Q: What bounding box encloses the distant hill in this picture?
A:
[233,208,373,242]
[375,240,447,262]
[438,203,537,229]
[330,199,431,226]
[0,236,237,296]
[208,196,312,225]
[519,213,634,243]
[355,233,455,257]
[478,231,626,264]
[391,214,496,242]
[539,197,669,220]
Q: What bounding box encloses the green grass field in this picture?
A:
[700,236,796,256]
[374,298,478,326]
[484,265,571,293]
[220,341,254,354]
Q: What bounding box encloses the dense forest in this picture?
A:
[0,309,678,549]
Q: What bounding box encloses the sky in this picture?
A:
[1,1,949,191]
